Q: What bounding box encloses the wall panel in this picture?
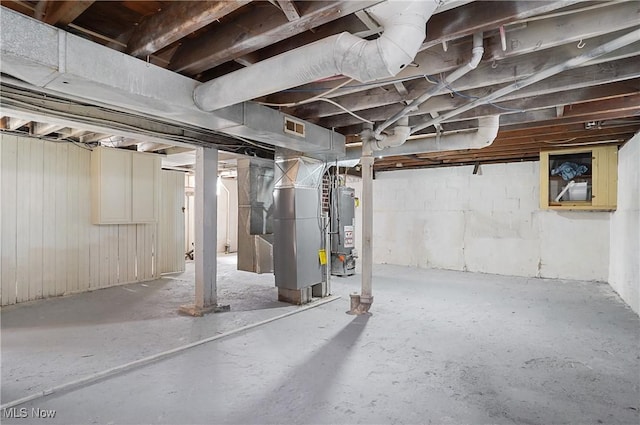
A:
[158,170,185,274]
[28,139,44,300]
[1,135,18,305]
[42,141,57,298]
[54,143,68,296]
[16,138,30,303]
[0,135,169,306]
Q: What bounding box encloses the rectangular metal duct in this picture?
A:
[0,7,345,161]
[237,158,275,274]
[273,151,325,290]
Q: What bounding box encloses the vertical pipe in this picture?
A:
[323,212,331,294]
[360,132,374,310]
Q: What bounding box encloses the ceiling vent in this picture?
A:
[284,117,305,138]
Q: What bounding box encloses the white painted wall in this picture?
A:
[609,134,640,314]
[366,161,611,281]
[185,173,195,254]
[184,174,239,254]
[158,170,186,274]
[0,135,161,306]
[217,177,238,253]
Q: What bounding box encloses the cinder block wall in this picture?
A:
[360,161,611,281]
[609,134,639,314]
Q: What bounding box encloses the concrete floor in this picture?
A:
[1,255,639,424]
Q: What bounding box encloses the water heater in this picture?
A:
[330,185,356,276]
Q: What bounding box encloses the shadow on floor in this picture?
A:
[230,314,370,424]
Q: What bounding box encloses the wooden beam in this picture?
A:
[445,84,640,123]
[234,51,261,67]
[498,124,640,143]
[562,94,640,117]
[268,8,638,105]
[276,0,300,21]
[43,1,94,26]
[79,132,110,144]
[502,108,640,131]
[421,1,582,50]
[169,1,377,75]
[354,9,379,31]
[6,117,29,131]
[393,82,409,96]
[0,1,36,16]
[248,14,367,67]
[127,1,251,58]
[305,53,640,123]
[487,1,640,61]
[31,122,65,136]
[34,0,46,20]
[319,72,640,130]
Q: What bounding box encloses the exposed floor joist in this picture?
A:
[0,0,638,171]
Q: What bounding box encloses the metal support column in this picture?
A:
[360,141,374,311]
[180,146,229,316]
[350,125,374,314]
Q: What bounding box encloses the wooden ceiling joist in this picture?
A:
[126,0,251,58]
[169,1,377,75]
[420,0,584,50]
[43,0,94,26]
[31,122,65,136]
[1,0,638,171]
[276,0,301,21]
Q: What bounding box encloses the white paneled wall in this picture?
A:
[158,170,186,274]
[184,174,239,254]
[217,178,238,253]
[0,135,160,306]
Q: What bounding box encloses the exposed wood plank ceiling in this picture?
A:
[1,0,639,172]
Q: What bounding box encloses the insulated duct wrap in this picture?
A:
[341,116,501,162]
[194,0,440,111]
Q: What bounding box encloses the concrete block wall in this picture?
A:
[609,134,639,314]
[368,161,611,281]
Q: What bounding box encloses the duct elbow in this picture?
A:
[374,126,411,150]
[346,1,438,80]
[194,0,439,111]
[470,115,500,149]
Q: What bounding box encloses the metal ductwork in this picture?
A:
[0,7,345,160]
[272,151,326,302]
[342,116,500,162]
[371,117,412,150]
[237,158,275,274]
[193,0,441,112]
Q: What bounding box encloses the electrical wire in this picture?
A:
[256,78,355,108]
[1,91,274,153]
[279,73,432,93]
[437,78,526,113]
[315,98,374,124]
[0,128,95,150]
